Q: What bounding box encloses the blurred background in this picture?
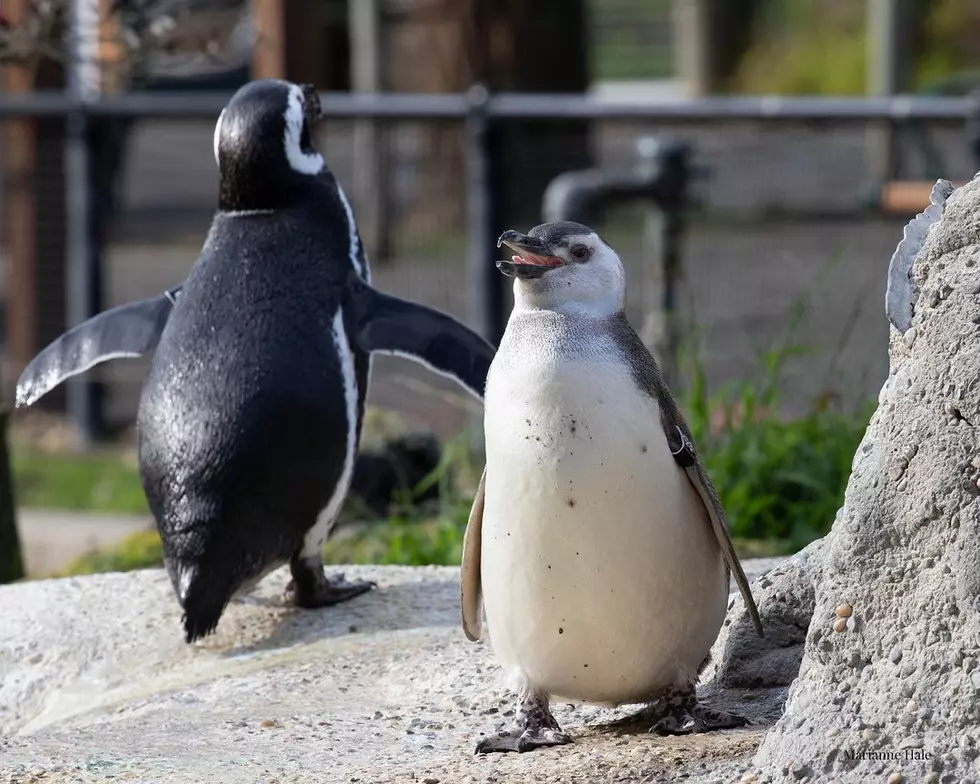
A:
[0,0,978,582]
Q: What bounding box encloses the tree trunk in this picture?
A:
[0,408,25,584]
[1,4,68,413]
[386,0,591,233]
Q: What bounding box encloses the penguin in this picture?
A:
[15,79,495,642]
[459,221,763,754]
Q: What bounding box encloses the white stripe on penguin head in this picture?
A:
[284,84,325,176]
[336,184,370,283]
[213,108,225,168]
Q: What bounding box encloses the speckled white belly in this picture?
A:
[481,345,727,705]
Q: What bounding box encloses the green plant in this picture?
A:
[677,269,872,554]
[12,446,148,514]
[731,0,980,96]
[61,529,163,576]
[683,355,872,552]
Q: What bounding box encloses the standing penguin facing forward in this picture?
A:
[16,79,494,642]
[460,222,763,753]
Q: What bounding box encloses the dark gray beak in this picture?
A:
[496,230,564,279]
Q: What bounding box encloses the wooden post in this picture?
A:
[98,0,127,92]
[867,0,910,182]
[251,0,286,79]
[673,0,714,96]
[673,0,759,96]
[1,0,37,394]
[349,0,391,261]
[0,408,25,584]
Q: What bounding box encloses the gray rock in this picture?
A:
[0,559,781,783]
[885,179,955,334]
[705,538,824,691]
[740,172,980,782]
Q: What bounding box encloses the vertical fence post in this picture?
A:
[349,0,391,262]
[464,83,504,347]
[867,0,909,183]
[64,0,102,448]
[0,408,24,584]
[967,89,980,172]
[636,137,691,388]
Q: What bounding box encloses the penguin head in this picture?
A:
[213,79,329,211]
[497,221,626,315]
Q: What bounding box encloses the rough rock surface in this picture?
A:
[736,174,980,783]
[0,560,783,783]
[705,538,824,691]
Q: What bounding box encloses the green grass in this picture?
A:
[11,446,147,514]
[683,348,872,553]
[62,528,162,576]
[731,0,980,95]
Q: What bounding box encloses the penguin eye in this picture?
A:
[570,244,590,261]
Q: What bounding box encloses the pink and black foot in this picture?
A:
[476,686,572,754]
[646,685,751,735]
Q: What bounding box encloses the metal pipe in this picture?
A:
[64,0,100,448]
[464,84,504,346]
[540,137,692,386]
[0,91,972,122]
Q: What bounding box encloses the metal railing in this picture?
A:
[0,89,977,121]
[2,86,980,444]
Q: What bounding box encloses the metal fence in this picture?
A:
[1,89,980,443]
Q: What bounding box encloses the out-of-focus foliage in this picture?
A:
[733,0,980,95]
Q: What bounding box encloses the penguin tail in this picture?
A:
[173,561,232,643]
[182,606,224,644]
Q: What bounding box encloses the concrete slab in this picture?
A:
[0,559,787,783]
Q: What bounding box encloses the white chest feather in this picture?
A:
[481,332,727,705]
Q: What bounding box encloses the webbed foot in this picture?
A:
[287,555,375,608]
[647,685,751,735]
[475,686,572,754]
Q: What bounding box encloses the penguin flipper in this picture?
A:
[885,178,954,334]
[15,286,181,408]
[345,279,494,399]
[608,312,765,638]
[677,453,765,639]
[460,467,486,642]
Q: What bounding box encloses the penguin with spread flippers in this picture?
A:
[16,79,494,642]
[460,222,763,753]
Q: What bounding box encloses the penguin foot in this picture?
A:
[475,686,572,754]
[475,725,572,754]
[287,555,376,608]
[646,687,752,735]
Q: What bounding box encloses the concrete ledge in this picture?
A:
[0,559,785,783]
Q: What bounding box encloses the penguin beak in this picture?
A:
[496,231,564,279]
